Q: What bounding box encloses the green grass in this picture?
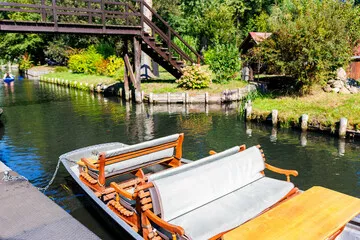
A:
[43,72,117,85]
[251,89,360,130]
[43,67,248,95]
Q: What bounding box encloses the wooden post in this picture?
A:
[205,92,209,104]
[185,92,190,104]
[301,114,309,131]
[41,0,46,21]
[245,100,252,121]
[238,88,242,100]
[272,110,278,127]
[134,37,141,90]
[149,92,153,103]
[52,0,58,30]
[167,92,171,104]
[339,117,348,138]
[123,39,130,101]
[124,64,129,101]
[135,90,142,103]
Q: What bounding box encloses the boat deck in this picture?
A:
[0,161,100,240]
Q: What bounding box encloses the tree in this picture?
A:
[257,0,360,92]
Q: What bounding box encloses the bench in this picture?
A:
[79,133,184,193]
[134,145,298,240]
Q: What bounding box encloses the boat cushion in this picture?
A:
[89,134,180,175]
[100,134,180,158]
[168,177,294,240]
[149,146,241,215]
[151,146,265,222]
[148,146,241,181]
[104,148,174,175]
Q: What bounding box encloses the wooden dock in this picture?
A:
[0,161,100,240]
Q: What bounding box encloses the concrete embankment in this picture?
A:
[0,161,100,240]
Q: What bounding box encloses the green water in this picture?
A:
[0,78,359,239]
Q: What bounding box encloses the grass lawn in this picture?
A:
[43,72,117,85]
[252,88,360,130]
[43,67,248,95]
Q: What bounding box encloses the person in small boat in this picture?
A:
[3,72,14,79]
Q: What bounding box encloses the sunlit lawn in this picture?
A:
[252,88,360,130]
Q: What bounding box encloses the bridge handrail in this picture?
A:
[136,0,203,64]
[0,0,203,65]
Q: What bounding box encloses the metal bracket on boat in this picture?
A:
[2,170,28,182]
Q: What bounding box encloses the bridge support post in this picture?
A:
[134,36,141,90]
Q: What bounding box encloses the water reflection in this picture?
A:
[0,80,359,239]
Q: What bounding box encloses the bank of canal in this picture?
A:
[0,78,359,239]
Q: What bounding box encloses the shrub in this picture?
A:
[96,42,115,59]
[106,55,124,77]
[19,52,33,71]
[204,44,240,83]
[54,66,69,73]
[95,59,109,76]
[259,0,360,93]
[173,35,198,61]
[68,54,87,73]
[176,64,212,89]
[68,45,103,74]
[83,46,103,74]
[114,68,125,81]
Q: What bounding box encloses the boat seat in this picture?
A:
[79,133,184,192]
[168,177,294,240]
[139,146,298,240]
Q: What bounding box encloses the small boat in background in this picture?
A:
[3,77,15,83]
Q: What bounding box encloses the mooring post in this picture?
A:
[133,36,141,90]
[205,92,209,104]
[185,92,190,104]
[339,117,348,138]
[301,114,309,131]
[135,90,142,103]
[272,109,278,127]
[149,92,153,103]
[124,67,129,101]
[245,100,252,121]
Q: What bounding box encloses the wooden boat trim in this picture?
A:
[60,158,143,240]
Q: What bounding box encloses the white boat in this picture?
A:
[60,134,360,239]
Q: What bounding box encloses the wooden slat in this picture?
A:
[223,186,360,240]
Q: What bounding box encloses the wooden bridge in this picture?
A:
[0,0,203,88]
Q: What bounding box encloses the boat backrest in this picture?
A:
[87,134,183,175]
[149,146,265,222]
[148,146,240,181]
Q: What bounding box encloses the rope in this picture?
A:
[37,157,77,193]
[37,158,62,192]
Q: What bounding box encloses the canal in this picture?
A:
[0,77,359,239]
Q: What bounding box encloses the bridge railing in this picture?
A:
[0,0,203,65]
[0,0,141,27]
[136,0,203,64]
